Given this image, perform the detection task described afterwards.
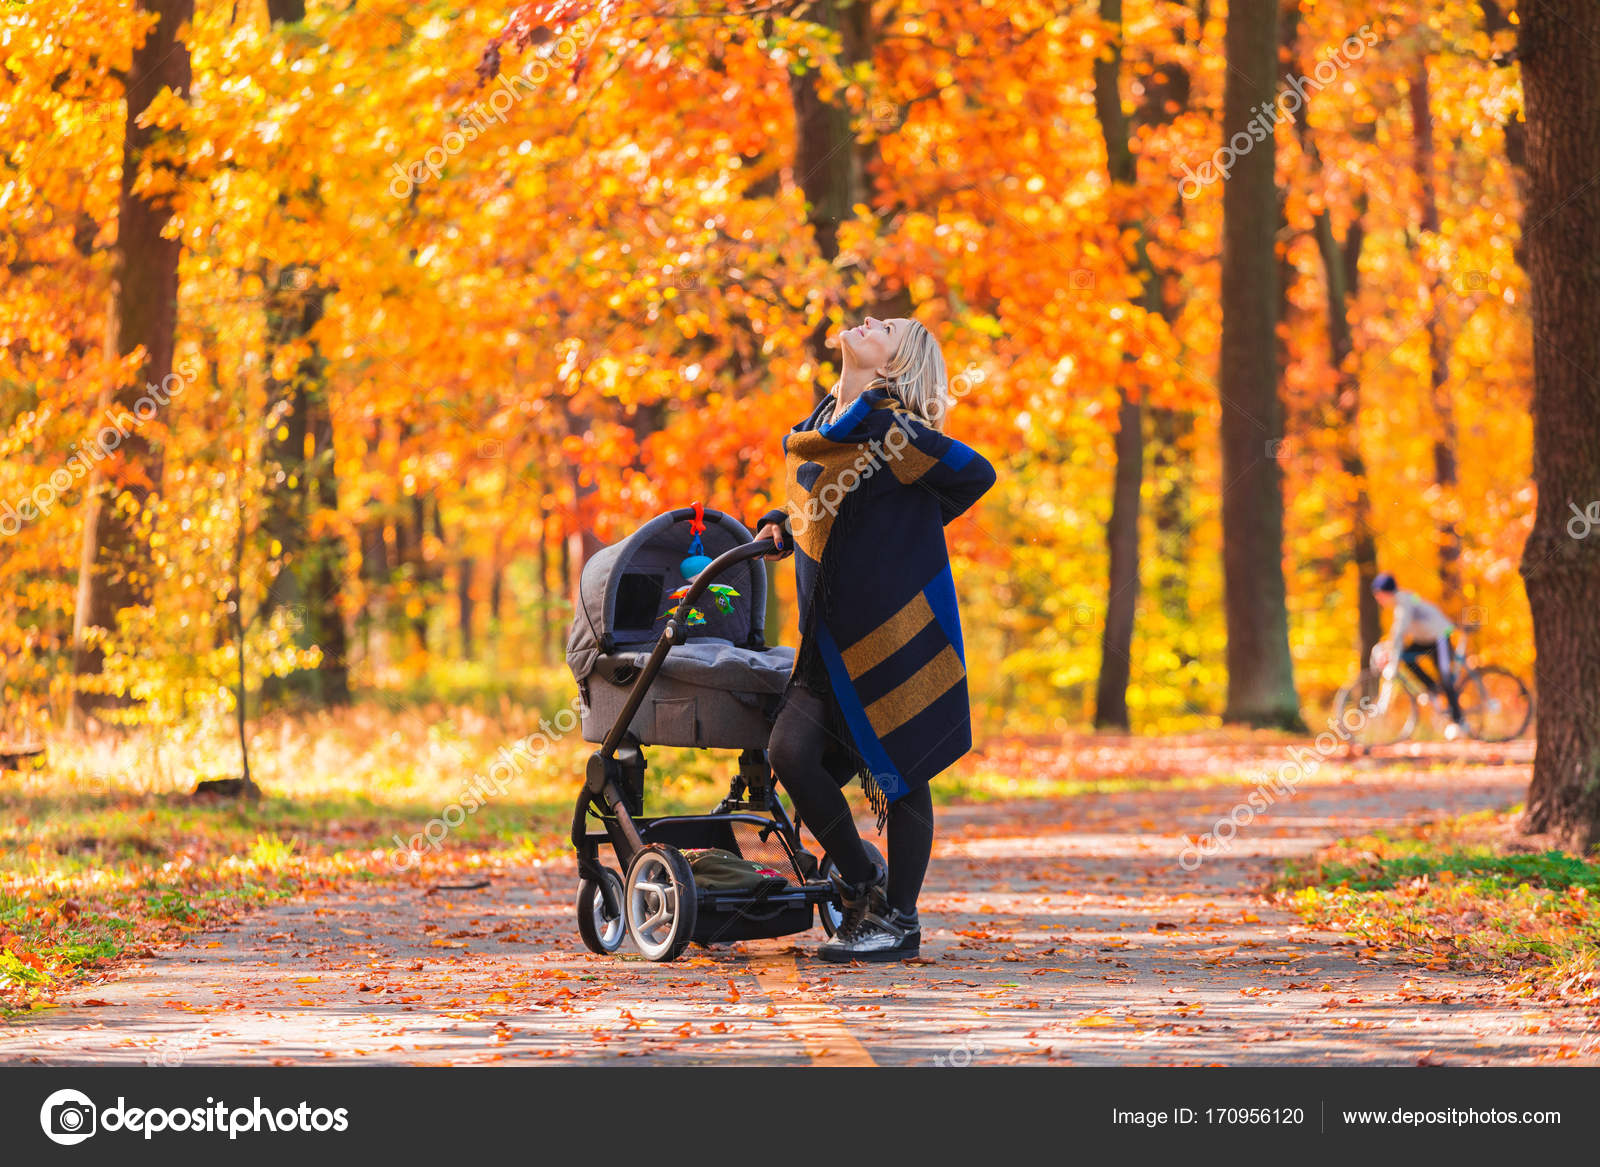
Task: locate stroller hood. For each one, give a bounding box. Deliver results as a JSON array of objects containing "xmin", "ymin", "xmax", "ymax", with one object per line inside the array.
[{"xmin": 566, "ymin": 507, "xmax": 772, "ymax": 685}]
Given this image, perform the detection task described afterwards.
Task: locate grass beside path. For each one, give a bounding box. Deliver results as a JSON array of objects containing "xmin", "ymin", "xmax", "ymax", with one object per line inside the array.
[{"xmin": 1275, "ymin": 808, "xmax": 1600, "ymax": 1013}]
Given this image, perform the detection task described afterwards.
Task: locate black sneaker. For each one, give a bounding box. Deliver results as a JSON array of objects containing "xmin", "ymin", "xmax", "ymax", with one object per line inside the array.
[{"xmin": 818, "ymin": 900, "xmax": 920, "ymax": 963}]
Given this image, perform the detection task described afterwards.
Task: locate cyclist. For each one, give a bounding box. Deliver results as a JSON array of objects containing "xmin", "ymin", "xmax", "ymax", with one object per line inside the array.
[{"xmin": 1371, "ymin": 572, "xmax": 1466, "ymax": 739}]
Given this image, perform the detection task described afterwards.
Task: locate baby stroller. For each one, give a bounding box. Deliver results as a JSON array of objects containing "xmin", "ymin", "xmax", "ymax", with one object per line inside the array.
[{"xmin": 565, "ymin": 506, "xmax": 853, "ymax": 962}]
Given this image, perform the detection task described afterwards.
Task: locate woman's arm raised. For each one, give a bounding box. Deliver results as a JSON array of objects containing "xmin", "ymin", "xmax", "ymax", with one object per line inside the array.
[{"xmin": 889, "ymin": 415, "xmax": 997, "ymax": 525}]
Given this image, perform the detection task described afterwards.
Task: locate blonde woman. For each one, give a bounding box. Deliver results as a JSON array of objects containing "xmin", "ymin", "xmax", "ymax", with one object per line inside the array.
[{"xmin": 756, "ymin": 316, "xmax": 995, "ymax": 961}]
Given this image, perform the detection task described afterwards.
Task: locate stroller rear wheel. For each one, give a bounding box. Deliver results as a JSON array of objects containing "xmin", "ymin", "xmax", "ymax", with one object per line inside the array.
[
  {"xmin": 624, "ymin": 844, "xmax": 699, "ymax": 962},
  {"xmin": 576, "ymin": 868, "xmax": 626, "ymax": 954}
]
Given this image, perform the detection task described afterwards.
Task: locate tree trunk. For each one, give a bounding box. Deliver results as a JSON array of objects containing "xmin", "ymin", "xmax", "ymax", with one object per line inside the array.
[
  {"xmin": 1095, "ymin": 391, "xmax": 1142, "ymax": 729},
  {"xmin": 1314, "ymin": 206, "xmax": 1382, "ymax": 661},
  {"xmin": 1089, "ymin": 0, "xmax": 1139, "ymax": 730},
  {"xmin": 457, "ymin": 555, "xmax": 475, "ymax": 661},
  {"xmin": 560, "ymin": 400, "xmax": 604, "ymax": 613},
  {"xmin": 1410, "ymin": 61, "xmax": 1463, "ymax": 610},
  {"xmin": 1144, "ymin": 2, "xmax": 1202, "ymax": 660},
  {"xmin": 765, "ymin": 553, "xmax": 783, "ymax": 649},
  {"xmin": 409, "ymin": 493, "xmax": 430, "ymax": 652},
  {"xmin": 1287, "ymin": 19, "xmax": 1382, "ymax": 665},
  {"xmin": 259, "ymin": 0, "xmax": 348, "ymax": 704},
  {"xmin": 489, "ymin": 527, "xmax": 506, "ymax": 627},
  {"xmin": 537, "ymin": 515, "xmax": 553, "ymax": 661},
  {"xmin": 1218, "ymin": 0, "xmax": 1302, "ymax": 728},
  {"xmin": 1481, "ymin": 2, "xmax": 1528, "ymax": 269},
  {"xmin": 71, "ymin": 0, "xmax": 193, "ymax": 727},
  {"xmin": 559, "ymin": 524, "xmax": 572, "ymax": 629},
  {"xmin": 1149, "ymin": 406, "xmax": 1193, "ymax": 630},
  {"xmin": 788, "ymin": 0, "xmax": 871, "ymax": 402},
  {"xmin": 357, "ymin": 507, "xmax": 389, "ymax": 670},
  {"xmin": 1516, "ymin": 0, "xmax": 1600, "ymax": 851},
  {"xmin": 1088, "ymin": 0, "xmax": 1194, "ymax": 729},
  {"xmin": 260, "ymin": 277, "xmax": 348, "ymax": 704}
]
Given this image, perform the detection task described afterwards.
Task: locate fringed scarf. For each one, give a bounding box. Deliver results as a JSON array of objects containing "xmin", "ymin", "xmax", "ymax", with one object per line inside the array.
[{"xmin": 765, "ymin": 386, "xmax": 997, "ymax": 826}]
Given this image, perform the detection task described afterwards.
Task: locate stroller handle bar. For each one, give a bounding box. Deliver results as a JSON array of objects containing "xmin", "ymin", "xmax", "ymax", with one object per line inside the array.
[{"xmin": 599, "ymin": 536, "xmax": 783, "ymax": 758}]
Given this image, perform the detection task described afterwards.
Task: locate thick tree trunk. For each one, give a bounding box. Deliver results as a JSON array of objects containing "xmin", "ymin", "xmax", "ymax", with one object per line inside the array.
[
  {"xmin": 1516, "ymin": 0, "xmax": 1600, "ymax": 851},
  {"xmin": 1218, "ymin": 0, "xmax": 1301, "ymax": 728},
  {"xmin": 1410, "ymin": 62, "xmax": 1464, "ymax": 610},
  {"xmin": 71, "ymin": 0, "xmax": 193, "ymax": 727}
]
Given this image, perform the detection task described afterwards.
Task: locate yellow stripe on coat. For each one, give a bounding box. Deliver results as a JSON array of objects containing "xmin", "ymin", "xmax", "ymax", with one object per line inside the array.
[
  {"xmin": 840, "ymin": 592, "xmax": 935, "ymax": 678},
  {"xmin": 863, "ymin": 645, "xmax": 966, "ymax": 738}
]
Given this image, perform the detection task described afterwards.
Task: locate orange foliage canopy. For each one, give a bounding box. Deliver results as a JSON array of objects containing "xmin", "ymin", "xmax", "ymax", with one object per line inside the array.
[{"xmin": 0, "ymin": 0, "xmax": 1532, "ymax": 734}]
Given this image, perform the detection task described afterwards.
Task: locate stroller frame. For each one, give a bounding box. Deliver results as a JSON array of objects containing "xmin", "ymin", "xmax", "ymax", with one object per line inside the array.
[{"xmin": 570, "ymin": 530, "xmax": 845, "ymax": 962}]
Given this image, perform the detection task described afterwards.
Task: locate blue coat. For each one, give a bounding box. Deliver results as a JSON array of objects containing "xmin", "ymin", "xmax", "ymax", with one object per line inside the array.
[{"xmin": 760, "ymin": 387, "xmax": 996, "ymax": 810}]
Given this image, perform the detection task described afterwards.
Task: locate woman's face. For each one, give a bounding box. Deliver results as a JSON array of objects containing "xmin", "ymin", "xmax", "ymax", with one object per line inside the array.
[{"xmin": 838, "ymin": 316, "xmax": 908, "ymax": 371}]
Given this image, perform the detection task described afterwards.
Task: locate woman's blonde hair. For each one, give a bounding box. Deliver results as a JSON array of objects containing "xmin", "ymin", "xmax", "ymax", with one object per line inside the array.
[{"xmin": 870, "ymin": 319, "xmax": 951, "ymax": 431}]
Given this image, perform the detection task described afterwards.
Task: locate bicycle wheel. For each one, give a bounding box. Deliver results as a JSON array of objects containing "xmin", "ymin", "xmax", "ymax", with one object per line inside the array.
[
  {"xmin": 1457, "ymin": 666, "xmax": 1533, "ymax": 743},
  {"xmin": 1333, "ymin": 669, "xmax": 1417, "ymax": 746}
]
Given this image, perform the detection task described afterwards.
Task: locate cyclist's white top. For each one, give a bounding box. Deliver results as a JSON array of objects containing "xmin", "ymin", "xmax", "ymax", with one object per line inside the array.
[{"xmin": 1385, "ymin": 590, "xmax": 1455, "ymax": 651}]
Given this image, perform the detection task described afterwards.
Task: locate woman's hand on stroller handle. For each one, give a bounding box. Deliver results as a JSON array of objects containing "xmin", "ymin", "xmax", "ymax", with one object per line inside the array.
[{"xmin": 755, "ymin": 522, "xmax": 790, "ymax": 560}]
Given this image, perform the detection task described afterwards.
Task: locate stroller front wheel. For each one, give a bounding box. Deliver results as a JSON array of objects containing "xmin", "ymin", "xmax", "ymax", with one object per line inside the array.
[
  {"xmin": 624, "ymin": 844, "xmax": 699, "ymax": 962},
  {"xmin": 576, "ymin": 868, "xmax": 627, "ymax": 954}
]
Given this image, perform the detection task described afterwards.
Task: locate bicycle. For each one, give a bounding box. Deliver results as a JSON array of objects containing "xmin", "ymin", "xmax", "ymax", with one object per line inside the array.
[{"xmin": 1332, "ymin": 625, "xmax": 1533, "ymax": 747}]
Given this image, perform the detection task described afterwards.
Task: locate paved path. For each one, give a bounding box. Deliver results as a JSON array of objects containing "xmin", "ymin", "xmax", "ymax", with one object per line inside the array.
[{"xmin": 5, "ymin": 744, "xmax": 1597, "ymax": 1066}]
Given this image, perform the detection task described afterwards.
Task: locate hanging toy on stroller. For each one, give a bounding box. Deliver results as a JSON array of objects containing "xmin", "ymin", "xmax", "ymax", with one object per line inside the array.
[{"xmin": 564, "ymin": 505, "xmax": 866, "ymax": 962}]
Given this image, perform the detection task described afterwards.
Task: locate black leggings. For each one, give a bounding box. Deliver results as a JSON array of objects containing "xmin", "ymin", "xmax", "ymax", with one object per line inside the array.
[
  {"xmin": 767, "ymin": 683, "xmax": 933, "ymax": 916},
  {"xmin": 1401, "ymin": 639, "xmax": 1463, "ymax": 722}
]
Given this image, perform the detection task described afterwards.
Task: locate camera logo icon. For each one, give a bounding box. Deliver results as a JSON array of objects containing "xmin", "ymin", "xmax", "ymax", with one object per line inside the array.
[{"xmin": 40, "ymin": 1089, "xmax": 97, "ymax": 1145}]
